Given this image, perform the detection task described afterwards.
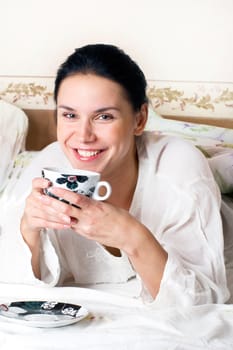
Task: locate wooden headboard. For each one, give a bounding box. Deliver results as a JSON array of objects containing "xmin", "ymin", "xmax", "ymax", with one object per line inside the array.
[
  {"xmin": 24, "ymin": 108, "xmax": 233, "ymax": 151},
  {"xmin": 24, "ymin": 109, "xmax": 57, "ymax": 151}
]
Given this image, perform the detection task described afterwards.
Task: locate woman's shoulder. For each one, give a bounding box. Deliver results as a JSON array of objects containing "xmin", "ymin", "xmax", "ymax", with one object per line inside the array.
[
  {"xmin": 140, "ymin": 131, "xmax": 203, "ymax": 160},
  {"xmin": 139, "ymin": 131, "xmax": 213, "ymax": 183}
]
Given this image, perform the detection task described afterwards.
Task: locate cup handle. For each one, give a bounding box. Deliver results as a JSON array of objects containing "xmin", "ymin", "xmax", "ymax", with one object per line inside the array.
[{"xmin": 92, "ymin": 181, "xmax": 112, "ymax": 201}]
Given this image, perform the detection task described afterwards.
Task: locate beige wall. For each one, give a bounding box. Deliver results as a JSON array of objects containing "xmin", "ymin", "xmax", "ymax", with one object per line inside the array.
[
  {"xmin": 0, "ymin": 0, "xmax": 232, "ymax": 117},
  {"xmin": 0, "ymin": 0, "xmax": 232, "ymax": 81}
]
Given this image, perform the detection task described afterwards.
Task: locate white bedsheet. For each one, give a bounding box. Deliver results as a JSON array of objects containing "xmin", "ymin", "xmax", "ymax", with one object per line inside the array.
[{"xmin": 0, "ymin": 281, "xmax": 233, "ymax": 350}]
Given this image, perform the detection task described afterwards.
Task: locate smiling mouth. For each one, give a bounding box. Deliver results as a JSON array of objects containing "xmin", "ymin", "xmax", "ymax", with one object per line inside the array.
[
  {"xmin": 77, "ymin": 149, "xmax": 102, "ymax": 157},
  {"xmin": 73, "ymin": 149, "xmax": 104, "ymax": 160}
]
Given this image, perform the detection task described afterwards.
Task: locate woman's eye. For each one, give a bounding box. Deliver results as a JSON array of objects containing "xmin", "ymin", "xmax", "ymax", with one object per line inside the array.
[
  {"xmin": 97, "ymin": 114, "xmax": 113, "ymax": 121},
  {"xmin": 63, "ymin": 112, "xmax": 76, "ymax": 119}
]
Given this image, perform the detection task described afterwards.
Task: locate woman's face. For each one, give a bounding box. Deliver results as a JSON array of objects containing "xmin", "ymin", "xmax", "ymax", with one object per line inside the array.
[{"xmin": 56, "ymin": 73, "xmax": 147, "ymax": 179}]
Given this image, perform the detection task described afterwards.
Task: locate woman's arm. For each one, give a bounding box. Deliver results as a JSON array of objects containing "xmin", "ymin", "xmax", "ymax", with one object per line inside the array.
[
  {"xmin": 20, "ymin": 216, "xmax": 41, "ymax": 278},
  {"xmin": 124, "ymin": 223, "xmax": 168, "ymax": 298},
  {"xmin": 43, "ymin": 186, "xmax": 168, "ymax": 297},
  {"xmin": 20, "ymin": 177, "xmax": 73, "ymax": 279},
  {"xmin": 45, "ymin": 175, "xmax": 229, "ymax": 305}
]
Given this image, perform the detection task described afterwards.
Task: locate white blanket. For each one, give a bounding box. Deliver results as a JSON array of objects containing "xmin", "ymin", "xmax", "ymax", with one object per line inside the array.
[{"xmin": 0, "ymin": 282, "xmax": 233, "ymax": 350}]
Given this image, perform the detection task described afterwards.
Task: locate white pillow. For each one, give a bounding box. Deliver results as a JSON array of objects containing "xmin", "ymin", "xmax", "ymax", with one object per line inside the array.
[
  {"xmin": 146, "ymin": 107, "xmax": 233, "ymax": 146},
  {"xmin": 0, "ymin": 100, "xmax": 28, "ymax": 194},
  {"xmin": 146, "ymin": 107, "xmax": 233, "ymax": 194}
]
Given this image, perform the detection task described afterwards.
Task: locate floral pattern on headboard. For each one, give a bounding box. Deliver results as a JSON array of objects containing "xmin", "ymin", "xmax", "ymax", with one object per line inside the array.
[
  {"xmin": 0, "ymin": 77, "xmax": 55, "ymax": 109},
  {"xmin": 0, "ymin": 76, "xmax": 232, "ymax": 119},
  {"xmin": 147, "ymin": 81, "xmax": 233, "ymax": 118}
]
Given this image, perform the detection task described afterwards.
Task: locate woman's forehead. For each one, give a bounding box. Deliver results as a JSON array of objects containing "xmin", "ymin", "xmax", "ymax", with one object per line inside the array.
[{"xmin": 57, "ymin": 74, "xmax": 131, "ymax": 107}]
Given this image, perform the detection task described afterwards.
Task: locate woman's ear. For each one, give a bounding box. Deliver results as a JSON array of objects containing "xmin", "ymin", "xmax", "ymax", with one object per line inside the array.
[{"xmin": 134, "ymin": 103, "xmax": 148, "ymax": 136}]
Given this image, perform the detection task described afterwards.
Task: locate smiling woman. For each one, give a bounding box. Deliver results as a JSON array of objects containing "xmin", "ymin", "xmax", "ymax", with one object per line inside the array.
[
  {"xmin": 56, "ymin": 73, "xmax": 147, "ymax": 177},
  {"xmin": 0, "ymin": 44, "xmax": 230, "ymax": 307}
]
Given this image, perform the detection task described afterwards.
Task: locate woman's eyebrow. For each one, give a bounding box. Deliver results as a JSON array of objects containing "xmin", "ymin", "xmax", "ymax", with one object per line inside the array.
[
  {"xmin": 57, "ymin": 105, "xmax": 76, "ymax": 111},
  {"xmin": 95, "ymin": 107, "xmax": 120, "ymax": 113},
  {"xmin": 57, "ymin": 105, "xmax": 121, "ymax": 112}
]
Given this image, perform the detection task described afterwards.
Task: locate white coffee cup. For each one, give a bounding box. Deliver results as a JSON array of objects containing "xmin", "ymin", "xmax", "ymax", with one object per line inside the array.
[{"xmin": 42, "ymin": 167, "xmax": 111, "ymax": 201}]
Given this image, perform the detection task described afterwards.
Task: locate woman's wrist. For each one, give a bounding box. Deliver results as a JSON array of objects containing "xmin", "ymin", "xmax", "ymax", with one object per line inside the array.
[
  {"xmin": 20, "ymin": 215, "xmax": 41, "ymax": 251},
  {"xmin": 20, "ymin": 215, "xmax": 42, "ymax": 279},
  {"xmin": 122, "ymin": 220, "xmax": 152, "ymax": 257}
]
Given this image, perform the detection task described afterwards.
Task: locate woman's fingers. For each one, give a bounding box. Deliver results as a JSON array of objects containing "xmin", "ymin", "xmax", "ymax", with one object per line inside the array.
[
  {"xmin": 26, "ymin": 180, "xmax": 115, "ymax": 237},
  {"xmin": 24, "ymin": 179, "xmax": 75, "ymax": 230},
  {"xmin": 30, "ymin": 183, "xmax": 133, "ymax": 252},
  {"xmin": 48, "ymin": 187, "xmax": 92, "ymax": 210},
  {"xmin": 32, "ymin": 177, "xmax": 51, "ymax": 193}
]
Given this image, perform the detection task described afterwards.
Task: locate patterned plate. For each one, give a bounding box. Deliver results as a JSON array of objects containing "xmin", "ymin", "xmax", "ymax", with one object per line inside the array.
[{"xmin": 0, "ymin": 300, "xmax": 89, "ymax": 328}]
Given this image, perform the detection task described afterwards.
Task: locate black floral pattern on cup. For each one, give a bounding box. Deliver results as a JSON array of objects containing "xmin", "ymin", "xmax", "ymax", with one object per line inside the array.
[{"xmin": 56, "ymin": 174, "xmax": 88, "ymax": 190}]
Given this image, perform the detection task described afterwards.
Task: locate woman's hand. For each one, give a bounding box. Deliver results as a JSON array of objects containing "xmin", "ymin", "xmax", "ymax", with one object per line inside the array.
[
  {"xmin": 21, "ymin": 177, "xmax": 136, "ymax": 253},
  {"xmin": 42, "ymin": 186, "xmax": 141, "ymax": 254},
  {"xmin": 21, "ymin": 177, "xmax": 75, "ymax": 235}
]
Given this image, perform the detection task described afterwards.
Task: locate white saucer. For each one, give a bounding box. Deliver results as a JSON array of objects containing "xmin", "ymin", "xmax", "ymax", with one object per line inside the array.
[{"xmin": 0, "ymin": 300, "xmax": 89, "ymax": 328}]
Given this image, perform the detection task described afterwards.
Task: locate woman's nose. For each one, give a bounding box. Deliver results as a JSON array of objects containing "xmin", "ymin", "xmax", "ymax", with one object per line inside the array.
[{"xmin": 77, "ymin": 120, "xmax": 96, "ymax": 142}]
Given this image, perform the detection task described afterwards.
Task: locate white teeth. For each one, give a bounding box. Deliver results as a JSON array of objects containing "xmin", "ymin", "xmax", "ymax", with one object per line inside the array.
[{"xmin": 77, "ymin": 150, "xmax": 100, "ymax": 157}]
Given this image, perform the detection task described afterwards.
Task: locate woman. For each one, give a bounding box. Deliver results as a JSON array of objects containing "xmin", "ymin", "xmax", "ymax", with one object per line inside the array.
[{"xmin": 1, "ymin": 44, "xmax": 229, "ymax": 306}]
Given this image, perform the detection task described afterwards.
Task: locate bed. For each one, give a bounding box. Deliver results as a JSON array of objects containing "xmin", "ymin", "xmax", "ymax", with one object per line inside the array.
[{"xmin": 1, "ymin": 97, "xmax": 233, "ymax": 349}]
